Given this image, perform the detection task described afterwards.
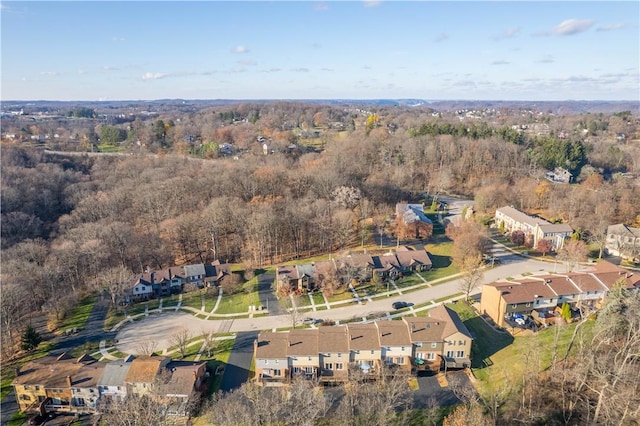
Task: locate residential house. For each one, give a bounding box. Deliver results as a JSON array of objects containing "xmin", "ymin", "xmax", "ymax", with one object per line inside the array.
[
  {"xmin": 276, "ymin": 264, "xmax": 316, "ymax": 294},
  {"xmin": 12, "ymin": 353, "xmax": 105, "ymax": 416},
  {"xmin": 562, "ymin": 272, "xmax": 609, "ymax": 309},
  {"xmin": 162, "ymin": 361, "xmax": 207, "ymax": 417},
  {"xmin": 395, "ymin": 203, "xmax": 433, "ymax": 239},
  {"xmin": 347, "ymin": 323, "xmax": 382, "ymax": 377},
  {"xmin": 495, "ymin": 206, "xmax": 572, "ymax": 250},
  {"xmin": 480, "ymin": 260, "xmax": 640, "ymax": 327},
  {"xmin": 430, "ymin": 305, "xmax": 473, "ymax": 370},
  {"xmin": 545, "ymin": 167, "xmax": 573, "ymax": 184},
  {"xmin": 394, "ymin": 246, "xmax": 432, "ymax": 273},
  {"xmin": 318, "ymin": 326, "xmax": 349, "ymax": 383},
  {"xmin": 480, "ymin": 278, "xmax": 558, "ymax": 327},
  {"xmin": 182, "ymin": 263, "xmax": 206, "ymax": 288},
  {"xmin": 371, "ymin": 253, "xmax": 402, "ymax": 280},
  {"xmin": 377, "ymin": 320, "xmax": 412, "ymax": 372},
  {"xmin": 97, "ymin": 355, "xmax": 135, "ymax": 402},
  {"xmin": 203, "ymin": 260, "xmax": 231, "ymax": 287},
  {"xmin": 124, "ymin": 355, "xmax": 170, "ymax": 397},
  {"xmin": 403, "ymin": 305, "xmax": 472, "ymax": 371},
  {"xmin": 254, "ymin": 332, "xmax": 289, "ymax": 386},
  {"xmin": 287, "ymin": 329, "xmax": 319, "ymax": 380},
  {"xmin": 606, "ymin": 224, "xmax": 640, "ymax": 261}
]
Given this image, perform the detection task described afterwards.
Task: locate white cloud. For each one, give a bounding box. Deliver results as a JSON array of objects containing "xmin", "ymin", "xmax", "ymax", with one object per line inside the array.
[
  {"xmin": 535, "ymin": 55, "xmax": 555, "ymax": 64},
  {"xmin": 291, "ymin": 68, "xmax": 310, "ymax": 73},
  {"xmin": 232, "ymin": 45, "xmax": 249, "ymax": 54},
  {"xmin": 596, "ymin": 23, "xmax": 626, "ymax": 32},
  {"xmin": 553, "ymin": 19, "xmax": 594, "ymax": 35},
  {"xmin": 434, "ymin": 33, "xmax": 448, "ymax": 42},
  {"xmin": 491, "ymin": 60, "xmax": 510, "ymax": 65},
  {"xmin": 495, "ymin": 27, "xmax": 520, "ymax": 40},
  {"xmin": 39, "ymin": 71, "xmax": 59, "ymax": 76},
  {"xmin": 142, "ymin": 72, "xmax": 167, "ymax": 80},
  {"xmin": 362, "ymin": 1, "xmax": 382, "ymax": 8}
]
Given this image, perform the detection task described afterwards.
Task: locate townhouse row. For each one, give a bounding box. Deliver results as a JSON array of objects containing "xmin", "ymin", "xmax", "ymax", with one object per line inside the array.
[
  {"xmin": 480, "ymin": 260, "xmax": 640, "ymax": 327},
  {"xmin": 254, "ymin": 304, "xmax": 472, "ymax": 386},
  {"xmin": 13, "ymin": 353, "xmax": 205, "ymax": 418},
  {"xmin": 276, "ymin": 245, "xmax": 432, "ymax": 294},
  {"xmin": 494, "ymin": 205, "xmax": 573, "ymax": 250},
  {"xmin": 128, "ymin": 260, "xmax": 230, "ymax": 302}
]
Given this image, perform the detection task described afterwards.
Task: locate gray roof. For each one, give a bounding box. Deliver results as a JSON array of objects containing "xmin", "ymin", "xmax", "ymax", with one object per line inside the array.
[
  {"xmin": 183, "ymin": 263, "xmax": 206, "ymax": 278},
  {"xmin": 496, "ymin": 206, "xmax": 549, "ymax": 227},
  {"xmin": 607, "ymin": 224, "xmax": 640, "ymax": 238},
  {"xmin": 98, "ymin": 358, "xmax": 134, "ymax": 387},
  {"xmin": 397, "ymin": 203, "xmax": 433, "ymax": 226},
  {"xmin": 538, "ymin": 224, "xmax": 573, "ymax": 233}
]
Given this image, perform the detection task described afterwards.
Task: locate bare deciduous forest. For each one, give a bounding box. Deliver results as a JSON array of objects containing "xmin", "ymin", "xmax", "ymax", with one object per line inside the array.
[{"xmin": 1, "ymin": 101, "xmax": 639, "ymax": 424}]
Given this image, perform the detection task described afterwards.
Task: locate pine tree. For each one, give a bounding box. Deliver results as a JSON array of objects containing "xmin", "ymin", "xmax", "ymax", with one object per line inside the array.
[{"xmin": 21, "ymin": 324, "xmax": 42, "ymax": 352}]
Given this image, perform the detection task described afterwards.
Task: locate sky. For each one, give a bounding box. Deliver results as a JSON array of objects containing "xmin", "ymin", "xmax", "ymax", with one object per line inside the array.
[{"xmin": 1, "ymin": 1, "xmax": 638, "ymax": 101}]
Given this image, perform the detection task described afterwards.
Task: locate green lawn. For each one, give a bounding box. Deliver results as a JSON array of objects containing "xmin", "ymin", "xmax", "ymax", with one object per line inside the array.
[
  {"xmin": 326, "ymin": 290, "xmax": 356, "ymax": 304},
  {"xmin": 215, "ymin": 291, "xmax": 261, "ymax": 314},
  {"xmin": 312, "ymin": 292, "xmax": 326, "ymax": 307},
  {"xmin": 180, "ymin": 291, "xmax": 206, "ymax": 310},
  {"xmin": 447, "ymin": 301, "xmax": 595, "ymax": 398},
  {"xmin": 56, "ymin": 296, "xmax": 97, "ymax": 333}
]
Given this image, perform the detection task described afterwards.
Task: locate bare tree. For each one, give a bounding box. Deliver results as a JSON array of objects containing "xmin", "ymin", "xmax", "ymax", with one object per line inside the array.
[
  {"xmin": 557, "ymin": 239, "xmax": 589, "ymax": 271},
  {"xmin": 458, "ymin": 253, "xmax": 484, "ymax": 302},
  {"xmin": 170, "ymin": 327, "xmax": 191, "ymax": 359},
  {"xmin": 137, "ymin": 340, "xmax": 158, "ymax": 356}
]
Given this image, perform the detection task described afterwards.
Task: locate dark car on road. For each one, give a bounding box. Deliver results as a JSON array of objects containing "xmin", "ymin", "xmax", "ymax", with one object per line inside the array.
[{"xmin": 392, "ymin": 301, "xmax": 410, "ymax": 310}]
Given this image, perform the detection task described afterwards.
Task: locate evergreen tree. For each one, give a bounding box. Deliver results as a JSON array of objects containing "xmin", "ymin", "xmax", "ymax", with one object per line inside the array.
[{"xmin": 21, "ymin": 324, "xmax": 42, "ymax": 351}]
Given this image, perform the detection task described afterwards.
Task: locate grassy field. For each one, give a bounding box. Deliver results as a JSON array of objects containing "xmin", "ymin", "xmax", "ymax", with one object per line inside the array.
[
  {"xmin": 447, "ymin": 301, "xmax": 596, "ymax": 398},
  {"xmin": 215, "ymin": 291, "xmax": 261, "ymax": 314},
  {"xmin": 55, "ymin": 296, "xmax": 97, "ymax": 333}
]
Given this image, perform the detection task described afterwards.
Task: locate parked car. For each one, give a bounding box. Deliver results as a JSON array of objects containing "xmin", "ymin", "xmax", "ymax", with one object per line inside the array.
[
  {"xmin": 392, "ymin": 301, "xmax": 410, "ymax": 310},
  {"xmin": 28, "ymin": 414, "xmax": 47, "ymax": 425},
  {"xmin": 302, "ymin": 317, "xmax": 322, "ymax": 325}
]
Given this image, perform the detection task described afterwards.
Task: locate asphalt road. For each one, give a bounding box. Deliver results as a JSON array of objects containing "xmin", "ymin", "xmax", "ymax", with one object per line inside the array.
[{"xmin": 219, "ymin": 331, "xmax": 259, "ymax": 392}]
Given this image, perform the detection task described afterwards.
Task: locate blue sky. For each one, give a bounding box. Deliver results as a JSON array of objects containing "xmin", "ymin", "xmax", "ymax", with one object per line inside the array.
[{"xmin": 1, "ymin": 1, "xmax": 638, "ymax": 101}]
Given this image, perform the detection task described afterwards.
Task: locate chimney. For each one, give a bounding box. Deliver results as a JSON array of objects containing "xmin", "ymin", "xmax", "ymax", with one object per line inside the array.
[
  {"xmin": 66, "ymin": 375, "xmax": 72, "ymax": 387},
  {"xmin": 14, "ymin": 367, "xmax": 20, "ymax": 377}
]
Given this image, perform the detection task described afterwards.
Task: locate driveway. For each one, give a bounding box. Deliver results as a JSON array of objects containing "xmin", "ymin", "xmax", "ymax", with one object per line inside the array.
[
  {"xmin": 51, "ymin": 292, "xmax": 117, "ymax": 356},
  {"xmin": 257, "ymin": 273, "xmax": 282, "ymax": 315},
  {"xmin": 219, "ymin": 331, "xmax": 259, "ymax": 392},
  {"xmin": 413, "ymin": 370, "xmax": 473, "ymax": 408}
]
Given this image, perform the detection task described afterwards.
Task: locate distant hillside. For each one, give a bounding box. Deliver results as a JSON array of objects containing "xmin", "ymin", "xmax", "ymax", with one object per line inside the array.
[{"xmin": 2, "ymin": 99, "xmax": 638, "ymax": 115}]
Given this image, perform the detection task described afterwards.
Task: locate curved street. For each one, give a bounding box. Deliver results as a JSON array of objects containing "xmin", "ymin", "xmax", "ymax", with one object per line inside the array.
[{"xmin": 114, "ymin": 252, "xmax": 562, "ymax": 355}]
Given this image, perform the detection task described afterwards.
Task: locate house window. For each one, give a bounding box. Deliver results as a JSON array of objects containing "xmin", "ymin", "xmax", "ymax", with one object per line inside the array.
[
  {"xmin": 370, "ymin": 350, "xmax": 375, "ymax": 354},
  {"xmin": 415, "ymin": 342, "xmax": 423, "ymax": 348},
  {"xmin": 446, "ymin": 351, "xmax": 454, "ymax": 357},
  {"xmin": 396, "ymin": 357, "xmax": 405, "ymax": 365},
  {"xmin": 526, "ymin": 303, "xmax": 531, "ymax": 307},
  {"xmin": 416, "ymin": 352, "xmax": 424, "ymax": 360},
  {"xmin": 273, "ymin": 369, "xmax": 281, "ymax": 376},
  {"xmin": 448, "ymin": 341, "xmax": 454, "ymax": 346},
  {"xmin": 264, "ymin": 360, "xmax": 269, "ymax": 365},
  {"xmin": 308, "ymin": 356, "xmax": 312, "ymax": 361},
  {"xmin": 512, "ymin": 304, "xmax": 517, "ymax": 308},
  {"xmin": 385, "ymin": 358, "xmax": 393, "ymax": 365},
  {"xmin": 431, "ymin": 342, "xmax": 437, "ymax": 348},
  {"xmin": 401, "ymin": 347, "xmax": 405, "ymax": 352},
  {"xmin": 325, "ymin": 363, "xmax": 333, "ymax": 370},
  {"xmin": 275, "ymin": 359, "xmax": 279, "ymax": 364},
  {"xmin": 19, "ymin": 394, "xmax": 31, "ymax": 401},
  {"xmin": 458, "ymin": 341, "xmax": 464, "ymax": 346},
  {"xmin": 337, "ymin": 353, "xmax": 342, "ymax": 358},
  {"xmin": 34, "ymin": 385, "xmax": 40, "ymax": 391},
  {"xmin": 24, "ymin": 385, "xmax": 29, "ymax": 390},
  {"xmin": 427, "ymin": 353, "xmax": 435, "ymax": 361},
  {"xmin": 336, "ymin": 363, "xmax": 344, "ymax": 370},
  {"xmin": 457, "ymin": 351, "xmax": 465, "ymax": 357},
  {"xmin": 305, "ymin": 367, "xmax": 313, "ymax": 375}
]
